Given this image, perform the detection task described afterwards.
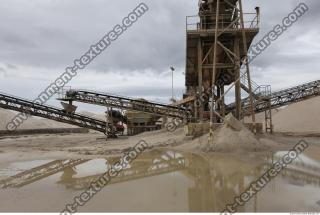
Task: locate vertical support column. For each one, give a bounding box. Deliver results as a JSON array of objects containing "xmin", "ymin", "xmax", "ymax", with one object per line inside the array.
[
  {"xmin": 255, "ymin": 7, "xmax": 260, "ymax": 27},
  {"xmin": 197, "ymin": 38, "xmax": 204, "ymax": 122},
  {"xmin": 265, "ymin": 99, "xmax": 273, "ymax": 134},
  {"xmin": 110, "ymin": 107, "xmax": 114, "ymax": 136},
  {"xmin": 217, "ymin": 86, "xmax": 226, "ymax": 123},
  {"xmin": 106, "ymin": 107, "xmax": 115, "ymax": 138},
  {"xmin": 194, "ymin": 101, "xmax": 198, "ymax": 122},
  {"xmin": 217, "ymin": 86, "xmax": 221, "ymax": 123},
  {"xmin": 234, "ymin": 38, "xmax": 242, "ymax": 120},
  {"xmin": 105, "ymin": 109, "xmax": 109, "ymax": 140},
  {"xmin": 209, "ymin": 0, "xmax": 220, "ymax": 143},
  {"xmin": 220, "ymin": 85, "xmax": 225, "ymax": 118},
  {"xmin": 162, "ymin": 116, "xmax": 168, "ymax": 129},
  {"xmin": 239, "ymin": 0, "xmax": 256, "ymax": 133}
]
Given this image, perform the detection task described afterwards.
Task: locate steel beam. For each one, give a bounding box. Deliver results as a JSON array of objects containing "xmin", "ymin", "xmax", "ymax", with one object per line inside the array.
[
  {"xmin": 0, "ymin": 93, "xmax": 109, "ymax": 134},
  {"xmin": 60, "ymin": 90, "xmax": 191, "ymax": 120}
]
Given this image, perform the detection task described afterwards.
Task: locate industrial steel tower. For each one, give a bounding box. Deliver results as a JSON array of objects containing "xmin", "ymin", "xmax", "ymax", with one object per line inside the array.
[{"xmin": 185, "ymin": 0, "xmax": 261, "ymax": 128}]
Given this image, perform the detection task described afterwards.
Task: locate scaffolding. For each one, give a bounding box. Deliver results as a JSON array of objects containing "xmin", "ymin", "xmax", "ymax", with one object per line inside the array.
[{"xmin": 185, "ymin": 0, "xmax": 260, "ymax": 140}]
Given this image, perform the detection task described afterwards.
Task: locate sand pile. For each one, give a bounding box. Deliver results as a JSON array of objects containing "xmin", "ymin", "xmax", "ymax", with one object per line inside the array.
[
  {"xmin": 244, "ymin": 97, "xmax": 320, "ymax": 133},
  {"xmin": 272, "ymin": 97, "xmax": 320, "ymax": 133},
  {"xmin": 201, "ymin": 114, "xmax": 265, "ymax": 152},
  {"xmin": 0, "ymin": 108, "xmax": 75, "ymax": 130},
  {"xmin": 79, "ymin": 111, "xmax": 105, "ymax": 121}
]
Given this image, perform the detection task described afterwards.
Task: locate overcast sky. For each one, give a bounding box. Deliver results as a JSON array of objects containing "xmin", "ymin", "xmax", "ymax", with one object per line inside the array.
[{"xmin": 0, "ymin": 0, "xmax": 319, "ymax": 113}]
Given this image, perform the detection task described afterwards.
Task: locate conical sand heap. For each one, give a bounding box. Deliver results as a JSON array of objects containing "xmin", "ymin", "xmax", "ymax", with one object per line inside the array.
[{"xmin": 202, "ymin": 114, "xmax": 268, "ymax": 152}]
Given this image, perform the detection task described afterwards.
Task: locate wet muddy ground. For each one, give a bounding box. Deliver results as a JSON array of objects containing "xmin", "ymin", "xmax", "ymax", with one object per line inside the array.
[{"xmin": 0, "ymin": 137, "xmax": 320, "ymax": 212}]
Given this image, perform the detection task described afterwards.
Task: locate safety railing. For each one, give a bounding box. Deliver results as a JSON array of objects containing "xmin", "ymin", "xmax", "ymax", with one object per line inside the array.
[
  {"xmin": 186, "ymin": 12, "xmax": 259, "ymax": 31},
  {"xmin": 240, "ymin": 70, "xmax": 272, "ymax": 98}
]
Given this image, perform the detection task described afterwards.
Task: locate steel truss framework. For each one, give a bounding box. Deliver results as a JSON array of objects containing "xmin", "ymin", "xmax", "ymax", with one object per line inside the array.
[
  {"xmin": 59, "ymin": 90, "xmax": 191, "ymax": 119},
  {"xmin": 0, "ymin": 93, "xmax": 109, "ymax": 134},
  {"xmin": 67, "ymin": 156, "xmax": 186, "ymax": 189},
  {"xmin": 0, "ymin": 151, "xmax": 187, "ymax": 189},
  {"xmin": 0, "ymin": 159, "xmax": 87, "ymax": 188},
  {"xmin": 230, "ymin": 80, "xmax": 320, "ymax": 115},
  {"xmin": 185, "ymin": 0, "xmax": 260, "ymax": 139},
  {"xmin": 2, "ymin": 150, "xmax": 320, "ymax": 191}
]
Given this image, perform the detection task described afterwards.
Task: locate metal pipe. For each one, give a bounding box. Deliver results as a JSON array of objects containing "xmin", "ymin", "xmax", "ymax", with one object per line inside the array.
[{"xmin": 209, "ymin": 0, "xmax": 221, "ymax": 145}]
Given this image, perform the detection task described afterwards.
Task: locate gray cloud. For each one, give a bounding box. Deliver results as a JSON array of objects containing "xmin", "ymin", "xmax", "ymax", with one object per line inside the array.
[{"xmin": 0, "ymin": 0, "xmax": 319, "ymax": 105}]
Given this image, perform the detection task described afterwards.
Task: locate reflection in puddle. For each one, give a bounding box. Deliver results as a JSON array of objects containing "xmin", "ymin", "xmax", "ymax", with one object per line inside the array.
[
  {"xmin": 0, "ymin": 149, "xmax": 320, "ymax": 212},
  {"xmin": 0, "ymin": 160, "xmax": 55, "ymax": 178}
]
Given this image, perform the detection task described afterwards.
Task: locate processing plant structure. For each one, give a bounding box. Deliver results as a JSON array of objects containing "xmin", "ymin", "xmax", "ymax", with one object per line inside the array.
[{"xmin": 0, "ymin": 0, "xmax": 319, "ymax": 137}]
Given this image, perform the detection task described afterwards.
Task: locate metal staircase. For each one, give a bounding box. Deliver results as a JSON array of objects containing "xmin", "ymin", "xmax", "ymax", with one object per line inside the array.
[{"xmin": 239, "ymin": 70, "xmax": 272, "ymax": 100}]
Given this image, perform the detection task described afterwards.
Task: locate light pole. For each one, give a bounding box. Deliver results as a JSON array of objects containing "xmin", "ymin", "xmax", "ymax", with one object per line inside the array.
[{"xmin": 170, "ymin": 66, "xmax": 175, "ymax": 102}]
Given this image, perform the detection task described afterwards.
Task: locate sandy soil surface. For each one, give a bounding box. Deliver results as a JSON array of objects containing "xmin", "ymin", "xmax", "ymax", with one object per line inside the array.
[
  {"xmin": 0, "ymin": 126, "xmax": 319, "ymax": 166},
  {"xmin": 0, "ymin": 108, "xmax": 107, "ymax": 131},
  {"xmin": 0, "ymin": 96, "xmax": 320, "ymax": 165},
  {"xmin": 245, "ymin": 97, "xmax": 320, "ymax": 134},
  {"xmin": 272, "ymin": 97, "xmax": 320, "ymax": 133},
  {"xmin": 0, "ymin": 108, "xmax": 76, "ymax": 130},
  {"xmin": 1, "ymin": 112, "xmax": 320, "ymax": 212},
  {"xmin": 0, "ymin": 136, "xmax": 319, "ymax": 213}
]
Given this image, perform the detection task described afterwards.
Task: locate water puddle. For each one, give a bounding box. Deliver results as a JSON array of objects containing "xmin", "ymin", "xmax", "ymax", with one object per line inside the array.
[{"xmin": 0, "ymin": 149, "xmax": 319, "ymax": 212}]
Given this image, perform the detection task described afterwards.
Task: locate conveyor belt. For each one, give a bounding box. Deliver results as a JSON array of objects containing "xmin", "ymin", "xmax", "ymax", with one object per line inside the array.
[
  {"xmin": 59, "ymin": 89, "xmax": 191, "ymax": 119},
  {"xmin": 0, "ymin": 151, "xmax": 187, "ymax": 189},
  {"xmin": 227, "ymin": 80, "xmax": 320, "ymax": 115},
  {"xmin": 0, "ymin": 159, "xmax": 88, "ymax": 189},
  {"xmin": 0, "ymin": 92, "xmax": 109, "ymax": 134}
]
